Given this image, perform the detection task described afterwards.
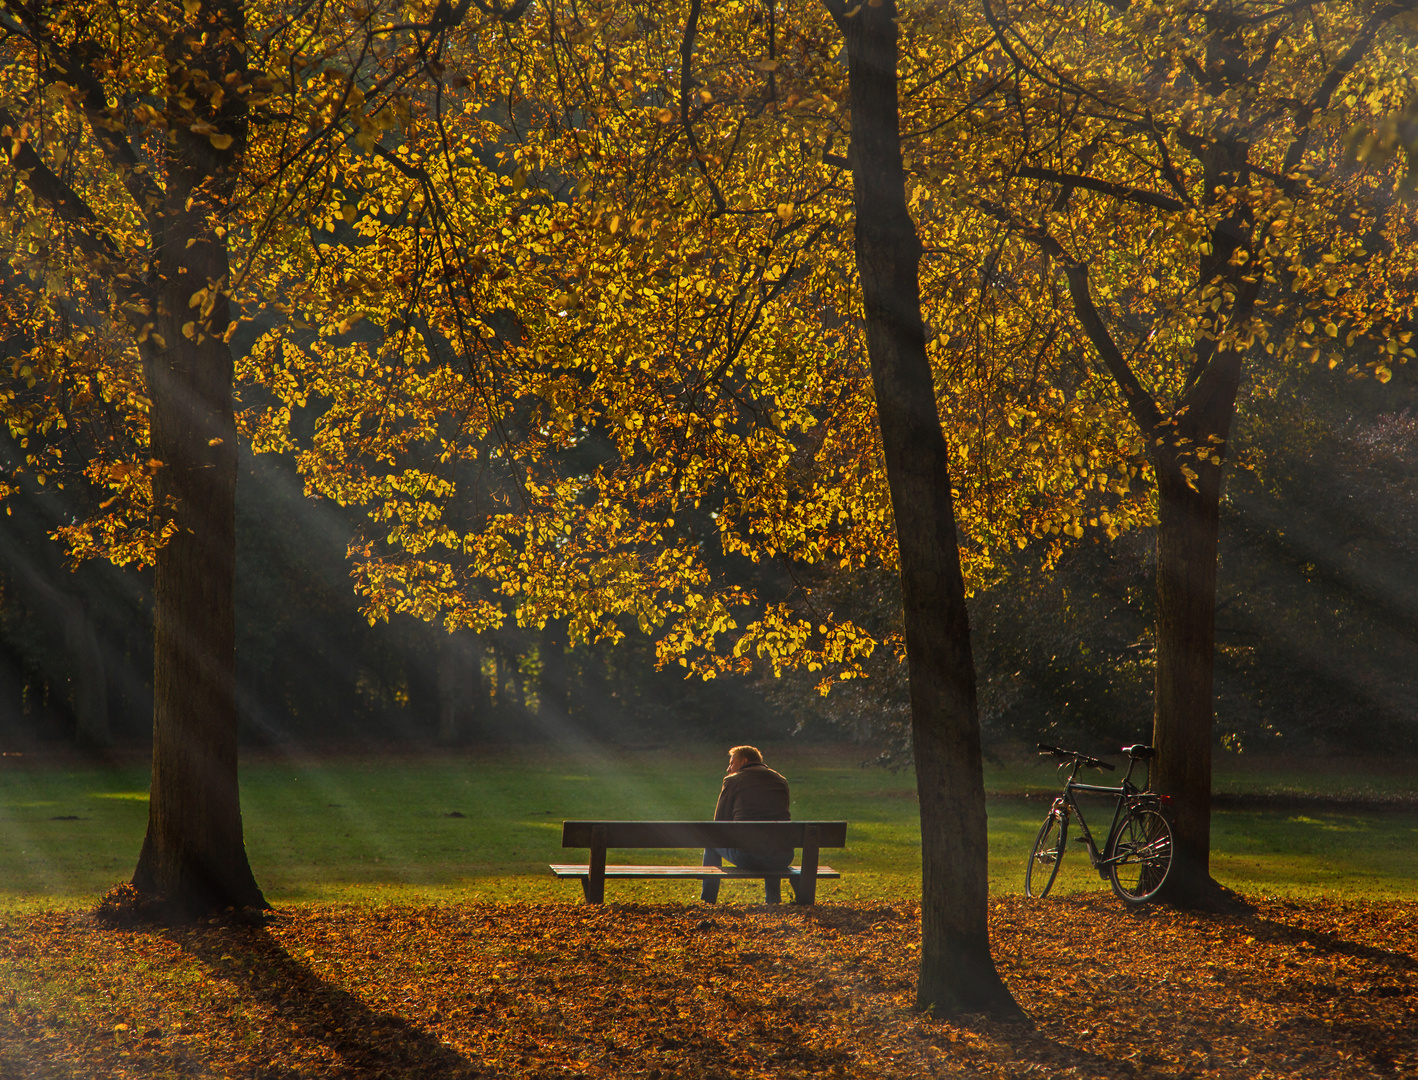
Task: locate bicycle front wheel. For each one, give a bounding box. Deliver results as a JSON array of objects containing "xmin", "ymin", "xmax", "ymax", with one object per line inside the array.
[
  {"xmin": 1025, "ymin": 812, "xmax": 1067, "ymax": 898},
  {"xmin": 1107, "ymin": 808, "xmax": 1172, "ymax": 904}
]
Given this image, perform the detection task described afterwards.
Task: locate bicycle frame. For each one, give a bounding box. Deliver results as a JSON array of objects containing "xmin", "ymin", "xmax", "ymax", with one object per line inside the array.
[
  {"xmin": 1048, "ymin": 754, "xmax": 1159, "ymax": 874},
  {"xmin": 1026, "ymin": 742, "xmax": 1175, "ymax": 904}
]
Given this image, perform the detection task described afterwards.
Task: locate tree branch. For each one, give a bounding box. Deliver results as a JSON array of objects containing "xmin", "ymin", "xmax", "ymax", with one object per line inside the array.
[
  {"xmin": 466, "ymin": 0, "xmax": 530, "ymax": 23},
  {"xmin": 0, "ymin": 105, "xmax": 152, "ymax": 313},
  {"xmin": 1283, "ymin": 1, "xmax": 1414, "ymax": 183},
  {"xmin": 976, "ymin": 195, "xmax": 1166, "ymax": 436},
  {"xmin": 1018, "ymin": 165, "xmax": 1185, "ymax": 212},
  {"xmin": 681, "ymin": 0, "xmax": 727, "ymax": 216},
  {"xmin": 12, "ymin": 21, "xmax": 167, "ymax": 220},
  {"xmin": 1059, "ymin": 261, "xmax": 1167, "ymax": 436}
]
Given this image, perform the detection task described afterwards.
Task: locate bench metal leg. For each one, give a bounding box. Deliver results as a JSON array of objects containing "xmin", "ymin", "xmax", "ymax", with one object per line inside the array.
[
  {"xmin": 795, "ymin": 826, "xmax": 820, "ymax": 905},
  {"xmin": 586, "ymin": 827, "xmax": 607, "ymax": 904}
]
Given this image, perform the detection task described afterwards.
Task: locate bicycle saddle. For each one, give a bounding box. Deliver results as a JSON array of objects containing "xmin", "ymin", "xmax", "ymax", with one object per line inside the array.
[{"xmin": 1122, "ymin": 744, "xmax": 1155, "ymax": 760}]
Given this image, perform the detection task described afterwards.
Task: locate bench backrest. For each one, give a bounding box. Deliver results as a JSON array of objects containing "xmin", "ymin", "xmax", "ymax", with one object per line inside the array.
[{"xmin": 561, "ymin": 821, "xmax": 847, "ymax": 849}]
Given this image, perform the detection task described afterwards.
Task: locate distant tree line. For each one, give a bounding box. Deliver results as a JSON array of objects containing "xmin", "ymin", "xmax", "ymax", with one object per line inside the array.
[{"xmin": 0, "ymin": 443, "xmax": 793, "ymax": 750}]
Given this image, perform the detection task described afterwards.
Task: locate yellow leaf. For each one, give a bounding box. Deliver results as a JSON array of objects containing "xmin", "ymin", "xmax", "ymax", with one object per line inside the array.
[{"xmin": 209, "ymin": 133, "xmax": 234, "ymax": 150}]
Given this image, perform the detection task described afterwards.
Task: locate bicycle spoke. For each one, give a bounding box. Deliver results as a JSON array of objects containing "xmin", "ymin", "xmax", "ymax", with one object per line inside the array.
[
  {"xmin": 1025, "ymin": 812, "xmax": 1067, "ymax": 898},
  {"xmin": 1107, "ymin": 808, "xmax": 1172, "ymax": 904}
]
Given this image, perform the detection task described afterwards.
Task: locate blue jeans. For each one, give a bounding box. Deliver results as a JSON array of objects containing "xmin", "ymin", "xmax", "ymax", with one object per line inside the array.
[{"xmin": 701, "ymin": 847, "xmax": 796, "ymax": 904}]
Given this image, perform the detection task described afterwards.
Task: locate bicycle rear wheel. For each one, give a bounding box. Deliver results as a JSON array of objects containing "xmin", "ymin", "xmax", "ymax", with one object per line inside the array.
[
  {"xmin": 1107, "ymin": 808, "xmax": 1172, "ymax": 904},
  {"xmin": 1025, "ymin": 812, "xmax": 1067, "ymax": 898}
]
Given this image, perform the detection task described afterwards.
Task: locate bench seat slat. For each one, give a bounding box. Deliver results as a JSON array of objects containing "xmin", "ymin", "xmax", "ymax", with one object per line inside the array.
[
  {"xmin": 550, "ymin": 863, "xmax": 840, "ymax": 880},
  {"xmin": 561, "ymin": 820, "xmax": 846, "ymax": 848}
]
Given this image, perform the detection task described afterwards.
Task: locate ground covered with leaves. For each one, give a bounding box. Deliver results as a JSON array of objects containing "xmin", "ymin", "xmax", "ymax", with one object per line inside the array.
[{"xmin": 1, "ymin": 894, "xmax": 1414, "ymax": 1078}]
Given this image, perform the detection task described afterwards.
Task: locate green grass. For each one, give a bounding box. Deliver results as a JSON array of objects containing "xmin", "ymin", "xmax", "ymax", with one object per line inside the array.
[
  {"xmin": 1, "ymin": 743, "xmax": 1415, "ymax": 911},
  {"xmin": 984, "ymin": 746, "xmax": 1418, "ymax": 801}
]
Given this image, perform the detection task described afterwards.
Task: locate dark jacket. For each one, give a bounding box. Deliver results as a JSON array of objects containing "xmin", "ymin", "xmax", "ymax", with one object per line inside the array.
[{"xmin": 713, "ymin": 763, "xmax": 791, "ymax": 822}]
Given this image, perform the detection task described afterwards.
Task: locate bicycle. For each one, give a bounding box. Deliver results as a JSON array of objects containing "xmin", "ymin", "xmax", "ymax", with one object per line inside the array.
[{"xmin": 1024, "ymin": 743, "xmax": 1174, "ymax": 904}]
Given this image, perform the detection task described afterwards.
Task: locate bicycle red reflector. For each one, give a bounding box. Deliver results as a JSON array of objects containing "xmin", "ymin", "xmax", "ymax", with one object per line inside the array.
[{"xmin": 1158, "ymin": 795, "xmax": 1173, "ymax": 806}]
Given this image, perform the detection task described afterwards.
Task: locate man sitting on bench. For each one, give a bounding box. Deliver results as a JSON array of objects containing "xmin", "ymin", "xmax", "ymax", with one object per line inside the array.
[{"xmin": 701, "ymin": 745, "xmax": 798, "ymax": 904}]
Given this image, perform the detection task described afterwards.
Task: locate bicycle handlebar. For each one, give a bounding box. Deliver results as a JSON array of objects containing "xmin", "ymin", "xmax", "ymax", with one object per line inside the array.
[{"xmin": 1036, "ymin": 743, "xmax": 1116, "ymax": 771}]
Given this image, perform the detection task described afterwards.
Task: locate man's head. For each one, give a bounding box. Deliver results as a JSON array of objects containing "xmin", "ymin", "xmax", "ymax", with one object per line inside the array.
[{"xmin": 726, "ymin": 745, "xmax": 763, "ymax": 774}]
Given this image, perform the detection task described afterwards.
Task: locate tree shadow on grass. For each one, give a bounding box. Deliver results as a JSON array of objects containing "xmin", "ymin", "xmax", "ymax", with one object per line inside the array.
[{"xmin": 167, "ymin": 921, "xmax": 484, "ymax": 1079}]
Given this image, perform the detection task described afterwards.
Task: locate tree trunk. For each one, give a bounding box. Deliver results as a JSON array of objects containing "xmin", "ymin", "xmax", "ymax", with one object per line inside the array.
[
  {"xmin": 1147, "ymin": 129, "xmax": 1251, "ymax": 908},
  {"xmin": 131, "ymin": 0, "xmax": 265, "ymax": 916},
  {"xmin": 1148, "ymin": 346, "xmax": 1243, "ymax": 910},
  {"xmin": 833, "ymin": 0, "xmax": 1018, "ymax": 1017},
  {"xmin": 1151, "ymin": 462, "xmax": 1222, "ymax": 905}
]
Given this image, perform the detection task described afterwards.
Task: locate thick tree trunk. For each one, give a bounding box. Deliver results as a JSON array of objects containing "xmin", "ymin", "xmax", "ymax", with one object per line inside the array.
[
  {"xmin": 834, "ymin": 0, "xmax": 1018, "ymax": 1017},
  {"xmin": 1151, "ymin": 462, "xmax": 1222, "ymax": 904},
  {"xmin": 1147, "ymin": 128, "xmax": 1250, "ymax": 906},
  {"xmin": 131, "ymin": 0, "xmax": 265, "ymax": 916}
]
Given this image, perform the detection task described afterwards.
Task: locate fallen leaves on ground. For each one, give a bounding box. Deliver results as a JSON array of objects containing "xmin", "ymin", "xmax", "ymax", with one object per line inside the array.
[{"xmin": 1, "ymin": 893, "xmax": 1414, "ymax": 1078}]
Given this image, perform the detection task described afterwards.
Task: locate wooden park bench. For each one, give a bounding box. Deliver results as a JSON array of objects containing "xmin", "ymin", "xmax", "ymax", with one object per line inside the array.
[{"xmin": 551, "ymin": 820, "xmax": 847, "ymax": 905}]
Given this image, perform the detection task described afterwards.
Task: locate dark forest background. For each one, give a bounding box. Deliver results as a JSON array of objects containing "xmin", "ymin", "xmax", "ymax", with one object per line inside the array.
[{"xmin": 2, "ymin": 361, "xmax": 1416, "ymax": 756}]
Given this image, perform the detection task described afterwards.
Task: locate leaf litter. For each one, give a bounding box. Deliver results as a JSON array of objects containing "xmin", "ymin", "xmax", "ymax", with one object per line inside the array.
[{"xmin": 0, "ymin": 893, "xmax": 1414, "ymax": 1078}]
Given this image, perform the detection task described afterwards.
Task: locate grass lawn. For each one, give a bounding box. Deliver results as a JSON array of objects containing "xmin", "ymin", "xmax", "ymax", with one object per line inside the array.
[{"xmin": 2, "ymin": 743, "xmax": 1416, "ymax": 909}]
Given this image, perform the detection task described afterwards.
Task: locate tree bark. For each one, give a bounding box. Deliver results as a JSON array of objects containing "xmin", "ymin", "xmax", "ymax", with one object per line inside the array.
[
  {"xmin": 1151, "ymin": 463, "xmax": 1221, "ymax": 903},
  {"xmin": 131, "ymin": 0, "xmax": 265, "ymax": 916},
  {"xmin": 831, "ymin": 0, "xmax": 1018, "ymax": 1017},
  {"xmin": 1148, "ymin": 343, "xmax": 1244, "ymax": 908},
  {"xmin": 1145, "ymin": 128, "xmax": 1252, "ymax": 909}
]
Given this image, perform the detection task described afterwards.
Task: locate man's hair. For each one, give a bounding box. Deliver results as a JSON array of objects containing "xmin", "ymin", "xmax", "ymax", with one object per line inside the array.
[{"xmin": 729, "ymin": 745, "xmax": 763, "ymax": 764}]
